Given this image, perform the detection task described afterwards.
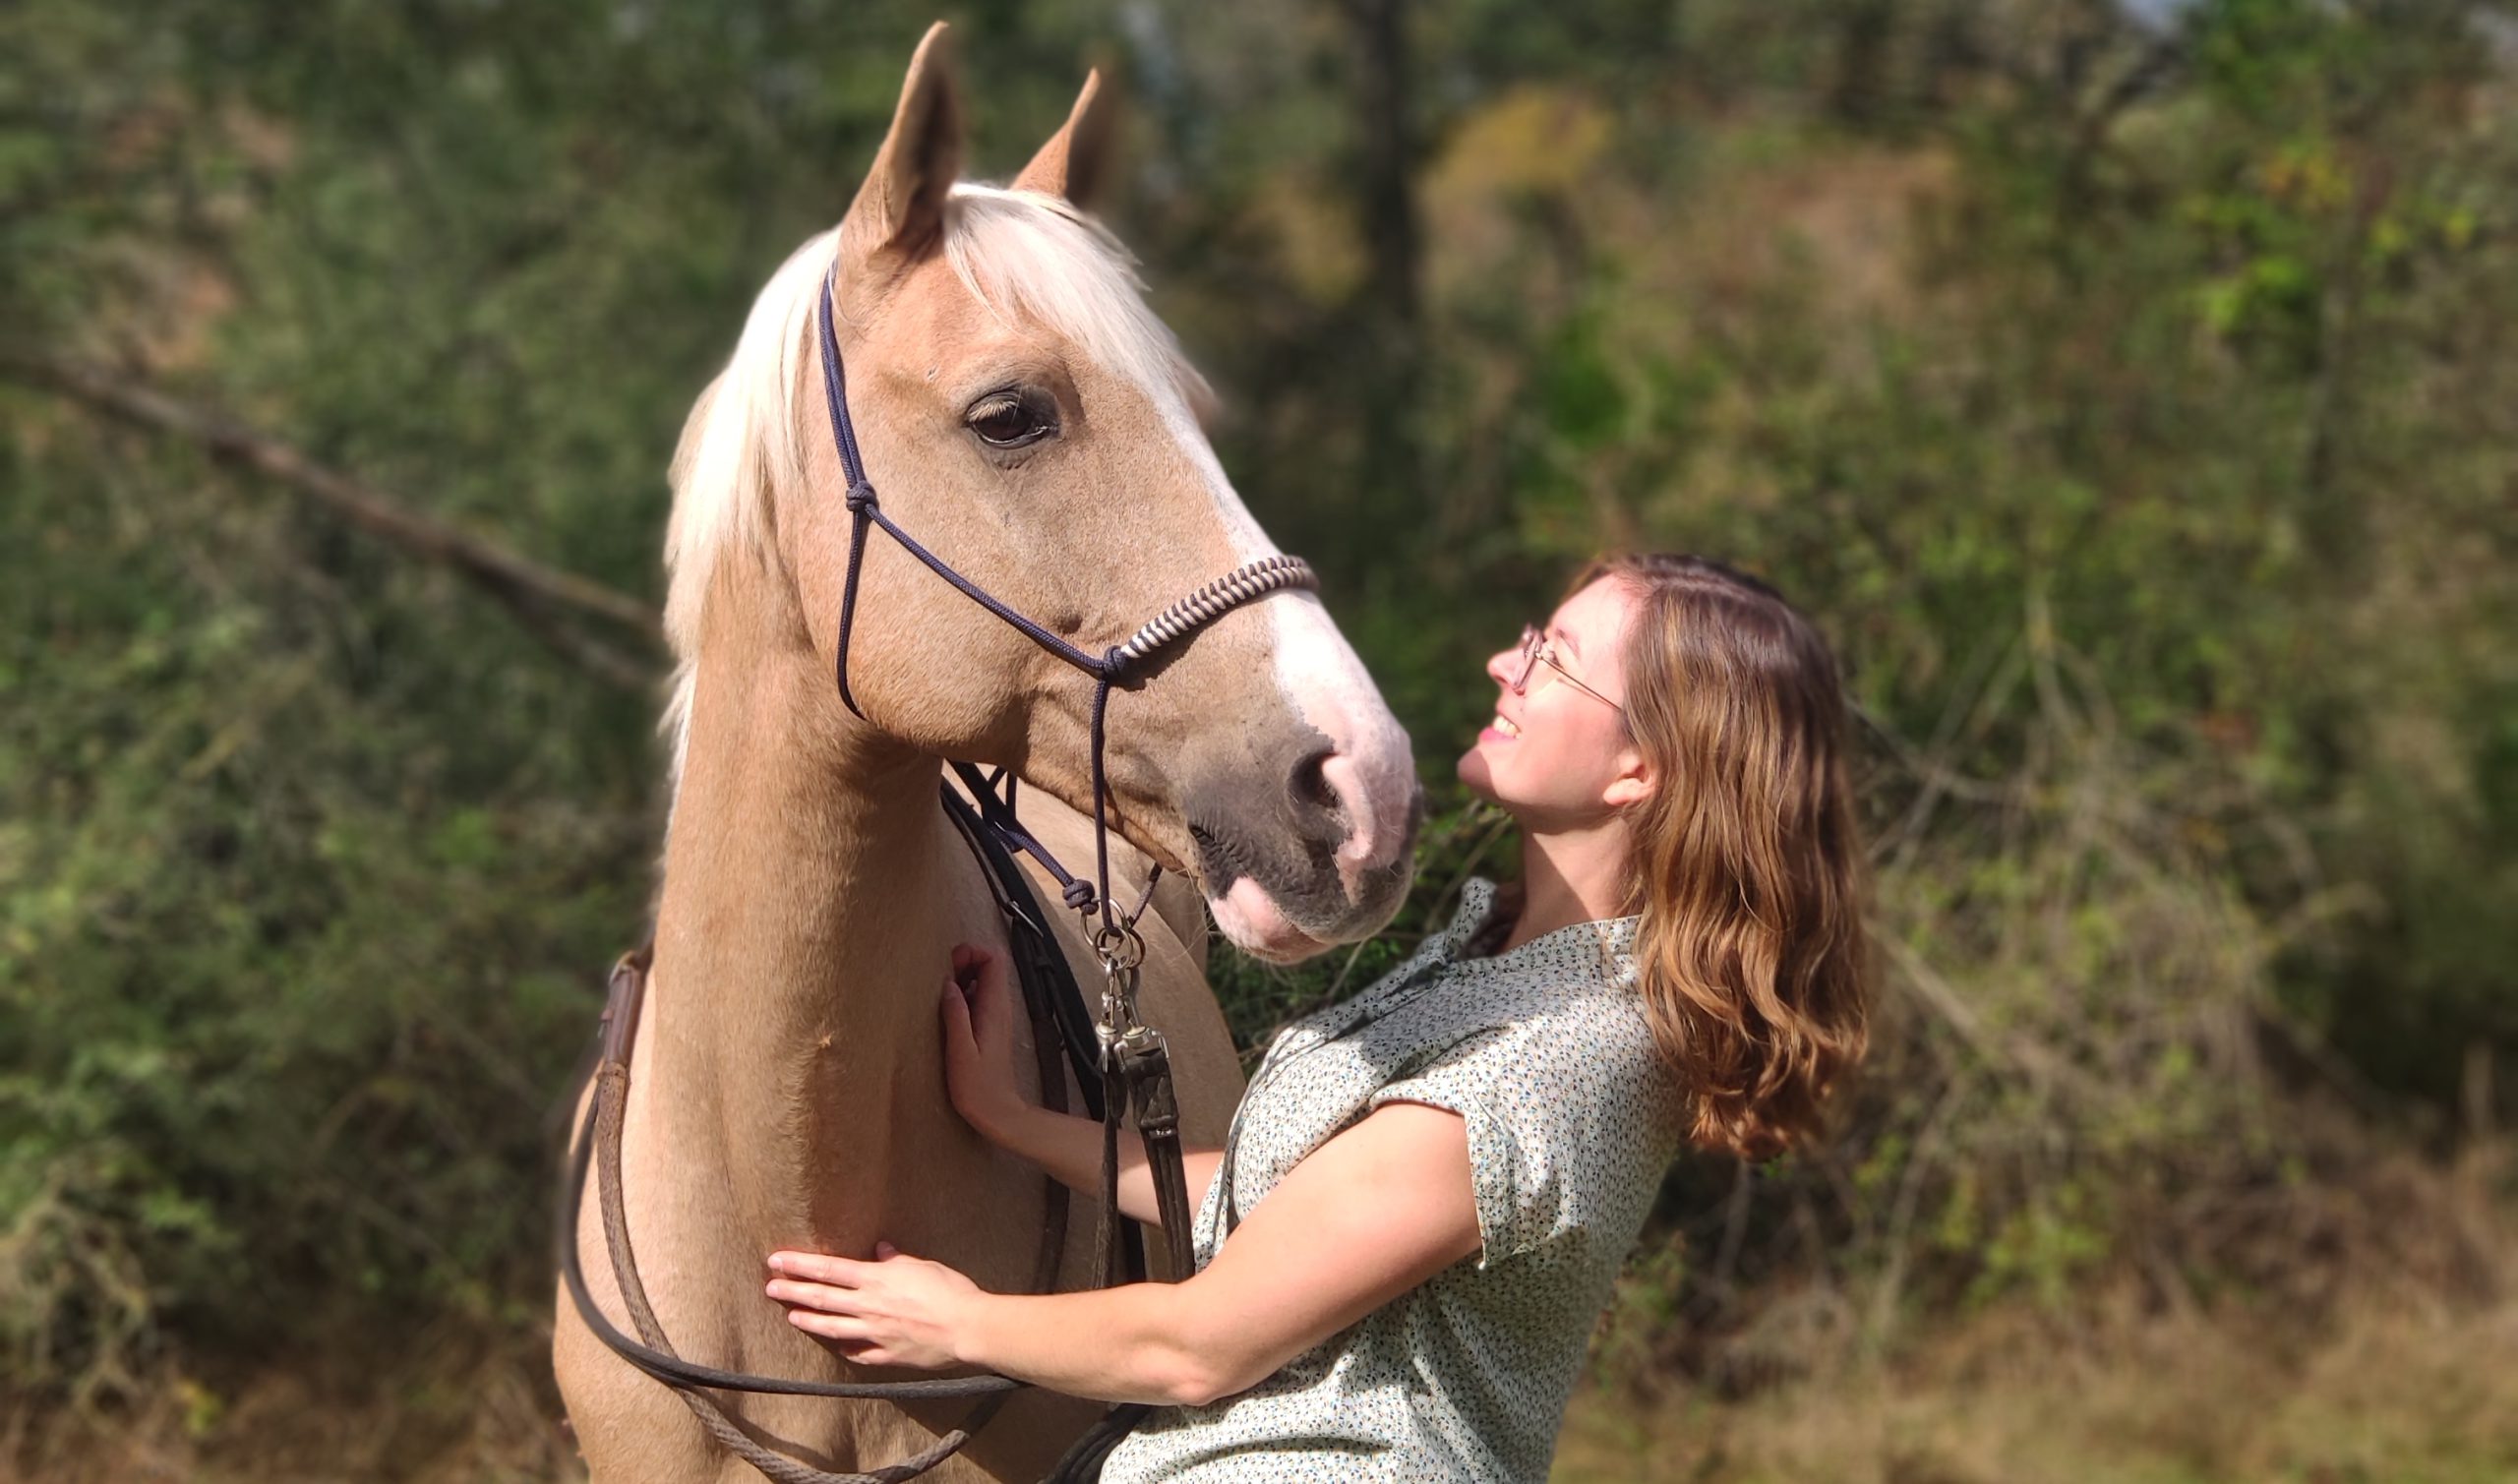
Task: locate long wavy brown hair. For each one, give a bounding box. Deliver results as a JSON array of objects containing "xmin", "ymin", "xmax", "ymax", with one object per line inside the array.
[{"xmin": 1577, "ymin": 554, "xmax": 1871, "ymax": 1159}]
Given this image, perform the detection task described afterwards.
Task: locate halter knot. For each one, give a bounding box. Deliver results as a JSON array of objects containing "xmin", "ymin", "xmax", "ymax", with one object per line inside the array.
[
  {"xmin": 845, "ymin": 481, "xmax": 878, "ymax": 512},
  {"xmin": 1099, "ymin": 645, "xmax": 1139, "ymax": 687},
  {"xmin": 1060, "ymin": 879, "xmax": 1099, "ymax": 912}
]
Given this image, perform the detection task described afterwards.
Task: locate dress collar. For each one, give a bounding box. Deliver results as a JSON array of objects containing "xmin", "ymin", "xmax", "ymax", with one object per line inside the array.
[{"xmin": 1415, "ymin": 877, "xmax": 1641, "ymax": 976}]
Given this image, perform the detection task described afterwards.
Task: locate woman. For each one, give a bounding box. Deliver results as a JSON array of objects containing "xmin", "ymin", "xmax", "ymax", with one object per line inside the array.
[{"xmin": 765, "ymin": 554, "xmax": 1872, "ymax": 1481}]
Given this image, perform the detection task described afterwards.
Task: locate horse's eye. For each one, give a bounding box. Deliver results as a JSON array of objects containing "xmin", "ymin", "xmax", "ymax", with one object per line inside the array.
[{"xmin": 966, "ymin": 390, "xmax": 1057, "ymax": 449}]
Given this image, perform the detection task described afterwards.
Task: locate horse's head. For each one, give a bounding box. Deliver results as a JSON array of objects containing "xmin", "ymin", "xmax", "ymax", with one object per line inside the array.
[{"xmin": 664, "ymin": 24, "xmax": 1419, "ymax": 961}]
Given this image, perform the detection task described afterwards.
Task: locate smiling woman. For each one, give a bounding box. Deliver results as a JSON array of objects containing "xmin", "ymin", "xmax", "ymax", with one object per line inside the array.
[{"xmin": 767, "ymin": 552, "xmax": 1875, "ymax": 1481}]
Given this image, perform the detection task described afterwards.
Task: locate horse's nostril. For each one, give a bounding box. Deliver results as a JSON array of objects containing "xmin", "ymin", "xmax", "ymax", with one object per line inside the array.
[{"xmin": 1289, "ymin": 749, "xmax": 1341, "ymax": 819}]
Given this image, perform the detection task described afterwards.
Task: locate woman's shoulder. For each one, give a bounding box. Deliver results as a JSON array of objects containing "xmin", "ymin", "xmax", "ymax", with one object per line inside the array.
[
  {"xmin": 1523, "ymin": 983, "xmax": 1672, "ymax": 1092},
  {"xmin": 1473, "ymin": 970, "xmax": 1687, "ymax": 1135},
  {"xmin": 1397, "ymin": 976, "xmax": 1667, "ymax": 1112}
]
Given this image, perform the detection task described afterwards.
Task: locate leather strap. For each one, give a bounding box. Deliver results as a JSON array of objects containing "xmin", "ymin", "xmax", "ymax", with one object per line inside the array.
[
  {"xmin": 1113, "ymin": 1032, "xmax": 1197, "ymax": 1278},
  {"xmin": 1040, "ymin": 1402, "xmax": 1156, "ymax": 1484}
]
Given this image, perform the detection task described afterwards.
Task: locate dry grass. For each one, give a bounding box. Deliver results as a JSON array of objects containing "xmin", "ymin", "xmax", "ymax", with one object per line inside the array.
[
  {"xmin": 10, "ymin": 1283, "xmax": 2512, "ymax": 1484},
  {"xmin": 0, "ymin": 1327, "xmax": 581, "ymax": 1484},
  {"xmin": 1556, "ymin": 1285, "xmax": 2518, "ymax": 1484},
  {"xmin": 1560, "ymin": 1141, "xmax": 2516, "ymax": 1484}
]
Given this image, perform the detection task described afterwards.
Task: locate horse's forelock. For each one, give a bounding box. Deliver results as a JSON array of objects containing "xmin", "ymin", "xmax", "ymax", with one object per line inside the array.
[{"xmin": 939, "ymin": 185, "xmax": 1209, "ymax": 413}]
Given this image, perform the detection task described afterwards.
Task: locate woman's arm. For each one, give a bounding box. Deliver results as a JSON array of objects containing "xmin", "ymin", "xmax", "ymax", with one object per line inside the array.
[
  {"xmin": 939, "ymin": 945, "xmax": 1220, "ymax": 1229},
  {"xmin": 982, "ymin": 1101, "xmax": 1225, "ymax": 1234},
  {"xmin": 766, "ymin": 1099, "xmax": 1480, "ymax": 1406}
]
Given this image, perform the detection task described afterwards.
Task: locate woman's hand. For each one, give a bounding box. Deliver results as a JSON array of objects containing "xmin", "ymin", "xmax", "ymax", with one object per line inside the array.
[
  {"xmin": 940, "ymin": 944, "xmax": 1027, "ymax": 1142},
  {"xmin": 765, "ymin": 1244, "xmax": 979, "ymax": 1370}
]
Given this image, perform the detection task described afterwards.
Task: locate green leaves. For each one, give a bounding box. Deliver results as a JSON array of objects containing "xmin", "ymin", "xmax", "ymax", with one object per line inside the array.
[{"xmin": 2, "ymin": 0, "xmax": 2511, "ymax": 1410}]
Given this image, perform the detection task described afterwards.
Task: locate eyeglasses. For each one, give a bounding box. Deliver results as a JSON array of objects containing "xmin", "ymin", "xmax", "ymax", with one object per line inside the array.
[{"xmin": 1510, "ymin": 624, "xmax": 1623, "ymax": 712}]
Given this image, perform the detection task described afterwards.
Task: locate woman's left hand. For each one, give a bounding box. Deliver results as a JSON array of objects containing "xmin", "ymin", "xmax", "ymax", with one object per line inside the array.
[{"xmin": 764, "ymin": 1243, "xmax": 981, "ymax": 1369}]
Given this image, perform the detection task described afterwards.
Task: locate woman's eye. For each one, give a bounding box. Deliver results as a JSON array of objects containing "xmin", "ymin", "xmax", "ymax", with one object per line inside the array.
[{"xmin": 966, "ymin": 392, "xmax": 1056, "ymax": 448}]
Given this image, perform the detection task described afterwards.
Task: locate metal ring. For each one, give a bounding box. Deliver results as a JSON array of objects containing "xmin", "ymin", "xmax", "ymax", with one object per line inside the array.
[{"xmin": 1092, "ymin": 921, "xmax": 1147, "ymax": 973}]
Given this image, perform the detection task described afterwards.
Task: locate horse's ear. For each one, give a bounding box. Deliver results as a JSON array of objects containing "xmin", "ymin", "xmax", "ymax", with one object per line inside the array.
[
  {"xmin": 841, "ymin": 22, "xmax": 963, "ymax": 273},
  {"xmin": 1012, "ymin": 68, "xmax": 1116, "ymax": 209}
]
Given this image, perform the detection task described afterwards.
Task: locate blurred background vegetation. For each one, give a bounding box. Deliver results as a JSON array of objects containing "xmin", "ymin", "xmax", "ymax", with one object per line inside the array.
[{"xmin": 4, "ymin": 0, "xmax": 2514, "ymax": 1478}]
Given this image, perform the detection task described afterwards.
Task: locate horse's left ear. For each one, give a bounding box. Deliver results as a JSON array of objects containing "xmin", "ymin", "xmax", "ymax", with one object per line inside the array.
[
  {"xmin": 841, "ymin": 22, "xmax": 964, "ymax": 273},
  {"xmin": 1012, "ymin": 69, "xmax": 1117, "ymax": 209}
]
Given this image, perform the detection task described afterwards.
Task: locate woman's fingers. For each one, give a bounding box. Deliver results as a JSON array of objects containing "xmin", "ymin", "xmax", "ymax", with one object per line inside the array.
[
  {"xmin": 764, "ymin": 1277, "xmax": 858, "ymax": 1312},
  {"xmin": 941, "ymin": 946, "xmax": 1027, "ymax": 1141},
  {"xmin": 940, "ymin": 967, "xmax": 1011, "ymax": 1068},
  {"xmin": 949, "ymin": 944, "xmax": 1009, "ymax": 1000},
  {"xmin": 766, "ymin": 1270, "xmax": 909, "ymax": 1322},
  {"xmin": 942, "ymin": 984, "xmax": 995, "ymax": 1085},
  {"xmin": 786, "ymin": 1309, "xmax": 875, "ymax": 1342},
  {"xmin": 970, "ymin": 962, "xmax": 1015, "ymax": 1049},
  {"xmin": 766, "ymin": 1251, "xmax": 865, "ymax": 1285},
  {"xmin": 965, "ymin": 973, "xmax": 1002, "ymax": 1048},
  {"xmin": 765, "ymin": 1270, "xmax": 907, "ymax": 1365},
  {"xmin": 760, "ymin": 1243, "xmax": 973, "ymax": 1374}
]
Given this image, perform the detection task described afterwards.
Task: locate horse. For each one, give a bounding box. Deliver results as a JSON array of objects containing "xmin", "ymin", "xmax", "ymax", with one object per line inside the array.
[{"xmin": 552, "ymin": 23, "xmax": 1423, "ymax": 1483}]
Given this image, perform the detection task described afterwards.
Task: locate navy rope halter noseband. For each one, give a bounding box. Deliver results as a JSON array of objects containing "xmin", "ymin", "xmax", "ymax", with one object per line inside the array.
[{"xmin": 815, "ymin": 260, "xmax": 1317, "ymax": 937}]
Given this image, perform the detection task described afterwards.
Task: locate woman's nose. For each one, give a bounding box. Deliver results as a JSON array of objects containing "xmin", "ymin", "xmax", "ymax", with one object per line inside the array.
[{"xmin": 1484, "ymin": 647, "xmax": 1517, "ymax": 686}]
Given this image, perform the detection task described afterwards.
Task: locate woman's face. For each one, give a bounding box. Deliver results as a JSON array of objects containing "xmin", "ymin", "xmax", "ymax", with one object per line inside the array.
[{"xmin": 1457, "ymin": 576, "xmax": 1652, "ymax": 828}]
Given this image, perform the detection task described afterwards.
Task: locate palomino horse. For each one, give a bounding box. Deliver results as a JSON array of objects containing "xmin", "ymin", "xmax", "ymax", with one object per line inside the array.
[{"xmin": 553, "ymin": 23, "xmax": 1422, "ymax": 1484}]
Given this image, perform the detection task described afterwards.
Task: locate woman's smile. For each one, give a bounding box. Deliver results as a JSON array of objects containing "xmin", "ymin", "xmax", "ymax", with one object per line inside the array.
[{"xmin": 1459, "ymin": 578, "xmax": 1646, "ymax": 826}]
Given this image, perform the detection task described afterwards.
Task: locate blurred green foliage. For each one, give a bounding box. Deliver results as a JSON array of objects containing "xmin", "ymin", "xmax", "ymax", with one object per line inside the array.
[{"xmin": 3, "ymin": 0, "xmax": 2512, "ymax": 1407}]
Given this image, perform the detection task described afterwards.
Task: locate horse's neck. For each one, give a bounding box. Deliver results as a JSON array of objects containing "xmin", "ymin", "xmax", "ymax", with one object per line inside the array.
[{"xmin": 646, "ymin": 609, "xmax": 964, "ymax": 1247}]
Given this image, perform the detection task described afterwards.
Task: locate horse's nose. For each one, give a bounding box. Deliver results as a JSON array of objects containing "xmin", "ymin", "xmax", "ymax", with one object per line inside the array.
[
  {"xmin": 1292, "ymin": 746, "xmax": 1416, "ymax": 902},
  {"xmin": 1180, "ymin": 699, "xmax": 1418, "ymax": 954},
  {"xmin": 1288, "ymin": 745, "xmax": 1347, "ymax": 839}
]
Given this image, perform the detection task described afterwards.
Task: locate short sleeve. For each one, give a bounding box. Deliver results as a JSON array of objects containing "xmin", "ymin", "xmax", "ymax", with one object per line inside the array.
[{"xmin": 1367, "ymin": 1024, "xmax": 1580, "ymax": 1269}]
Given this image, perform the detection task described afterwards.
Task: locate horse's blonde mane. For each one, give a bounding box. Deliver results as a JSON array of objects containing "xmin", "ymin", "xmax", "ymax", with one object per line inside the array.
[{"xmin": 658, "ymin": 185, "xmax": 1209, "ymax": 783}]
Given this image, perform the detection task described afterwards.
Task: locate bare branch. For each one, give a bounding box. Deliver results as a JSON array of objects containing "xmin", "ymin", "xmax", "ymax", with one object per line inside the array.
[{"xmin": 2, "ymin": 354, "xmax": 665, "ymax": 687}]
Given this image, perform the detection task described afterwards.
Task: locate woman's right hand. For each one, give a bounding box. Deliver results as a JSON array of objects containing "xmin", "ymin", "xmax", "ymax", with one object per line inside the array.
[{"xmin": 939, "ymin": 944, "xmax": 1028, "ymax": 1143}]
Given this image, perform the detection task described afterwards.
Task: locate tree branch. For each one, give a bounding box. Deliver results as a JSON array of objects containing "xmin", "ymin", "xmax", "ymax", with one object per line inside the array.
[{"xmin": 2, "ymin": 353, "xmax": 664, "ymax": 688}]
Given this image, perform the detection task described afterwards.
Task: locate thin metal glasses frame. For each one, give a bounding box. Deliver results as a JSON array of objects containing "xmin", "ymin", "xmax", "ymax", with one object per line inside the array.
[{"xmin": 1511, "ymin": 623, "xmax": 1623, "ymax": 712}]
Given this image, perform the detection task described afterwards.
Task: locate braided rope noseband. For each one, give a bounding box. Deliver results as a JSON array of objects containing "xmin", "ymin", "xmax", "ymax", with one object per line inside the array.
[{"xmin": 1110, "ymin": 554, "xmax": 1315, "ymax": 670}]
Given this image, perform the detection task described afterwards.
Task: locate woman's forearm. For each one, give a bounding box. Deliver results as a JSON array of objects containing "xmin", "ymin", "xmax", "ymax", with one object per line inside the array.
[
  {"xmin": 952, "ymin": 1281, "xmax": 1237, "ymax": 1406},
  {"xmin": 770, "ymin": 1105, "xmax": 1483, "ymax": 1412},
  {"xmin": 989, "ymin": 1104, "xmax": 1222, "ymax": 1231}
]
